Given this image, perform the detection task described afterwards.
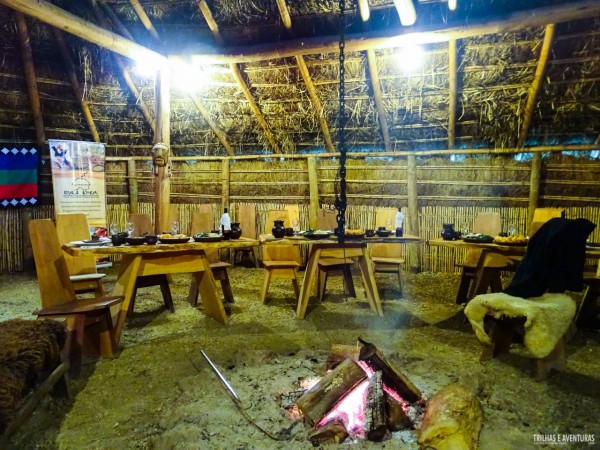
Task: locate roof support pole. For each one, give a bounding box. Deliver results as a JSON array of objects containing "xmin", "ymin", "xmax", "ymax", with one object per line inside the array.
[
  {"xmin": 154, "ymin": 67, "xmax": 171, "ymax": 235},
  {"xmin": 406, "ymin": 154, "xmax": 420, "ymax": 272},
  {"xmin": 448, "ymin": 39, "xmax": 457, "ymax": 149}
]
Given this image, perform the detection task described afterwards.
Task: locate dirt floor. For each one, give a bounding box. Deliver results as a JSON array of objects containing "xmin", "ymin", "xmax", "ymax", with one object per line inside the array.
[{"xmin": 1, "ymin": 265, "xmax": 599, "ymax": 450}]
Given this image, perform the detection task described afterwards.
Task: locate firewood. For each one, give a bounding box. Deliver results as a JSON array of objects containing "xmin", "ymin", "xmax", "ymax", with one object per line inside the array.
[
  {"xmin": 308, "ymin": 419, "xmax": 348, "ymax": 445},
  {"xmin": 296, "ymin": 358, "xmax": 367, "ymax": 426},
  {"xmin": 363, "ymin": 371, "xmax": 389, "ymax": 442},
  {"xmin": 280, "ymin": 389, "xmax": 305, "ymax": 409},
  {"xmin": 418, "ymin": 383, "xmax": 483, "ymax": 450},
  {"xmin": 358, "ymin": 338, "xmax": 422, "ymax": 403},
  {"xmin": 325, "ymin": 344, "xmax": 360, "ymax": 370},
  {"xmin": 386, "ymin": 394, "xmax": 413, "ymax": 431}
]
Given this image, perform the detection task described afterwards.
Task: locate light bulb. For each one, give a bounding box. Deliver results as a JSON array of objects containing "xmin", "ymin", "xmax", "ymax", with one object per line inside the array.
[
  {"xmin": 448, "ymin": 0, "xmax": 457, "ymax": 11},
  {"xmin": 393, "ymin": 0, "xmax": 417, "ymax": 26}
]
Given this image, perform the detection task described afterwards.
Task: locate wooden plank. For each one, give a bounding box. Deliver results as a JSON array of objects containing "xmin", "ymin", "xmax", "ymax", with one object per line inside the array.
[
  {"xmin": 1, "ymin": 0, "xmax": 165, "ymax": 63},
  {"xmin": 185, "ymin": 1, "xmax": 600, "ymax": 63}
]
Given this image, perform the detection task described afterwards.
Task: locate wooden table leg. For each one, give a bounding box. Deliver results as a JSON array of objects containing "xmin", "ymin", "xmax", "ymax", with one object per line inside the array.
[
  {"xmin": 111, "ymin": 254, "xmax": 142, "ymax": 345},
  {"xmin": 357, "ymin": 250, "xmax": 384, "ymax": 317},
  {"xmin": 192, "ymin": 252, "xmax": 228, "ymax": 324},
  {"xmin": 296, "ymin": 246, "xmax": 322, "ymax": 319}
]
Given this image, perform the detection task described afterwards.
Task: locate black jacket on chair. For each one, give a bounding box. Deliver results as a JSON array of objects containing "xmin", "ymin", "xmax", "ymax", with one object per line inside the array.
[{"xmin": 503, "ymin": 218, "xmax": 596, "ymax": 298}]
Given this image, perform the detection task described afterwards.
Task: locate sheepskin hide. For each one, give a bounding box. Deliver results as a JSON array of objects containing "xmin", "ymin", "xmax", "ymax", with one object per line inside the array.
[
  {"xmin": 0, "ymin": 319, "xmax": 66, "ymax": 433},
  {"xmin": 464, "ymin": 292, "xmax": 575, "ymax": 359}
]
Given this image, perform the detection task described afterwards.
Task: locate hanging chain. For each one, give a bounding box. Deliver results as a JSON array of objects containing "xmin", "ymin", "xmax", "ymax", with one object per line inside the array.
[{"xmin": 334, "ymin": 0, "xmax": 347, "ymax": 244}]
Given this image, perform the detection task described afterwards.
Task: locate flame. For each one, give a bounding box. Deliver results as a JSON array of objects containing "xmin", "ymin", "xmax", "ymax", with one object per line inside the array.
[{"xmin": 316, "ymin": 379, "xmax": 370, "ymax": 436}]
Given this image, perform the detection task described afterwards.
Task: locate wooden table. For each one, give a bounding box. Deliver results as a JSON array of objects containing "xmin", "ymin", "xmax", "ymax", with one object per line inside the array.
[
  {"xmin": 64, "ymin": 238, "xmax": 259, "ymax": 344},
  {"xmin": 260, "ymin": 234, "xmax": 422, "ymax": 319},
  {"xmin": 429, "ymin": 238, "xmax": 600, "ymax": 316}
]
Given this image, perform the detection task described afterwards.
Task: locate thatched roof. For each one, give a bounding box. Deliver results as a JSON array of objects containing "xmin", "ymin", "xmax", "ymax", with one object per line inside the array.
[{"xmin": 0, "ymin": 0, "xmax": 599, "ymax": 157}]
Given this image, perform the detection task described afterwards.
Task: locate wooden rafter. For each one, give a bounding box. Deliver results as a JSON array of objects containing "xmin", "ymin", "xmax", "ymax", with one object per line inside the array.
[
  {"xmin": 14, "ymin": 11, "xmax": 45, "ymax": 146},
  {"xmin": 88, "ymin": 1, "xmax": 156, "ymax": 134},
  {"xmin": 190, "ymin": 95, "xmax": 234, "ymax": 156},
  {"xmin": 275, "ymin": 0, "xmax": 292, "ymax": 29},
  {"xmin": 518, "ymin": 24, "xmax": 555, "ymax": 148},
  {"xmin": 128, "ymin": 0, "xmax": 160, "ymax": 42},
  {"xmin": 230, "ymin": 63, "xmax": 281, "ymax": 153},
  {"xmin": 197, "ymin": 0, "xmax": 225, "ymax": 45},
  {"xmin": 366, "ymin": 49, "xmax": 391, "ymax": 152},
  {"xmin": 186, "ymin": 0, "xmax": 600, "ymax": 63},
  {"xmin": 448, "ymin": 39, "xmax": 457, "ymax": 149},
  {"xmin": 295, "ymin": 56, "xmax": 335, "ymax": 153},
  {"xmin": 104, "ymin": 1, "xmax": 232, "ymax": 155},
  {"xmin": 51, "ymin": 27, "xmax": 100, "ymax": 142},
  {"xmin": 358, "ymin": 0, "xmax": 370, "ymax": 22},
  {"xmin": 0, "ymin": 0, "xmax": 164, "ymax": 63}
]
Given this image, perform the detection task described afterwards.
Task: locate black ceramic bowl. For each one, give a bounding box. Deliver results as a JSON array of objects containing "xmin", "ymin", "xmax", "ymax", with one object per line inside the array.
[
  {"xmin": 111, "ymin": 232, "xmax": 128, "ymax": 246},
  {"xmin": 145, "ymin": 235, "xmax": 158, "ymax": 245},
  {"xmin": 365, "ymin": 229, "xmax": 376, "ymax": 237},
  {"xmin": 376, "ymin": 230, "xmax": 392, "ymax": 237},
  {"xmin": 126, "ymin": 236, "xmax": 146, "ymax": 246}
]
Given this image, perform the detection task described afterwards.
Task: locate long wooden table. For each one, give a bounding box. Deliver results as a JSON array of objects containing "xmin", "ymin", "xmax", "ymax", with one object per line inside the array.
[
  {"xmin": 260, "ymin": 234, "xmax": 422, "ymax": 319},
  {"xmin": 64, "ymin": 238, "xmax": 259, "ymax": 344}
]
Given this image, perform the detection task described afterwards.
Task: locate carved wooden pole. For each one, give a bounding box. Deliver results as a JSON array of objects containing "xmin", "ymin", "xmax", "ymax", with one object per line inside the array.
[
  {"xmin": 221, "ymin": 159, "xmax": 230, "ymax": 213},
  {"xmin": 407, "ymin": 154, "xmax": 420, "ymax": 272},
  {"xmin": 448, "ymin": 39, "xmax": 457, "ymax": 149},
  {"xmin": 307, "ymin": 157, "xmax": 319, "ymax": 230},
  {"xmin": 127, "ymin": 159, "xmax": 139, "ymax": 215},
  {"xmin": 527, "ymin": 153, "xmax": 542, "ymax": 235},
  {"xmin": 15, "ymin": 11, "xmax": 42, "ymax": 272},
  {"xmin": 153, "ymin": 67, "xmax": 171, "ymax": 234}
]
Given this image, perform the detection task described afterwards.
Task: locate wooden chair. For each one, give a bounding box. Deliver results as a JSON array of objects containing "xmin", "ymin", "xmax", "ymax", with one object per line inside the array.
[
  {"xmin": 188, "ymin": 209, "xmax": 234, "ymax": 306},
  {"xmin": 369, "ymin": 208, "xmax": 405, "ymax": 297},
  {"xmin": 231, "ymin": 203, "xmax": 259, "ymax": 267},
  {"xmin": 575, "ymin": 259, "xmax": 600, "ymax": 329},
  {"xmin": 455, "ymin": 212, "xmax": 503, "ymax": 304},
  {"xmin": 315, "ymin": 208, "xmax": 356, "ymax": 301},
  {"xmin": 261, "ymin": 243, "xmax": 301, "ymax": 303},
  {"xmin": 530, "ymin": 208, "xmax": 565, "ymax": 236},
  {"xmin": 127, "ymin": 213, "xmax": 174, "ymax": 314},
  {"xmin": 55, "ymin": 213, "xmax": 106, "ymax": 297},
  {"xmin": 29, "ymin": 219, "xmax": 124, "ymax": 376}
]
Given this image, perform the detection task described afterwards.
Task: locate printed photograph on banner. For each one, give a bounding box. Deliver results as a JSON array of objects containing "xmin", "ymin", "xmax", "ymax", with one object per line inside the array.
[{"xmin": 49, "ymin": 139, "xmax": 107, "ymax": 229}]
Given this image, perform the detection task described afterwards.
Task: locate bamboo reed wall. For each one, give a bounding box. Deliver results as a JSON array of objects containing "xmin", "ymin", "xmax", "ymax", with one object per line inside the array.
[{"xmin": 2, "ymin": 150, "xmax": 599, "ymax": 273}]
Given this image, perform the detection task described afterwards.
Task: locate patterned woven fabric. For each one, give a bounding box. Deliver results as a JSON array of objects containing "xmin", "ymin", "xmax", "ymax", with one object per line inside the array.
[{"xmin": 0, "ymin": 147, "xmax": 38, "ymax": 207}]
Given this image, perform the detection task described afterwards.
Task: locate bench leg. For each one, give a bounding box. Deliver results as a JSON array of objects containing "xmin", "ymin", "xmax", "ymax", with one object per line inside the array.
[{"xmin": 261, "ymin": 270, "xmax": 272, "ymax": 304}]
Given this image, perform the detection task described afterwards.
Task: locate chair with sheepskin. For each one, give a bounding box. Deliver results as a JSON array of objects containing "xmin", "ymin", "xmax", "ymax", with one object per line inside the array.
[{"xmin": 464, "ymin": 218, "xmax": 596, "ymax": 379}]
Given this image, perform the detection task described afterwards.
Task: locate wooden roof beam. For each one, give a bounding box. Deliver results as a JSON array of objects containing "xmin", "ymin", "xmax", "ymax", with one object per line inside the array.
[
  {"xmin": 517, "ymin": 24, "xmax": 555, "ymax": 148},
  {"xmin": 0, "ymin": 0, "xmax": 165, "ymax": 64},
  {"xmin": 51, "ymin": 27, "xmax": 101, "ymax": 142},
  {"xmin": 230, "ymin": 63, "xmax": 282, "ymax": 153},
  {"xmin": 275, "ymin": 0, "xmax": 292, "ymax": 30},
  {"xmin": 14, "ymin": 11, "xmax": 45, "ymax": 146},
  {"xmin": 358, "ymin": 0, "xmax": 370, "ymax": 22},
  {"xmin": 185, "ymin": 0, "xmax": 600, "ymax": 64},
  {"xmin": 366, "ymin": 49, "xmax": 391, "ymax": 152},
  {"xmin": 295, "ymin": 56, "xmax": 335, "ymax": 153},
  {"xmin": 197, "ymin": 0, "xmax": 225, "ymax": 45},
  {"xmin": 448, "ymin": 39, "xmax": 457, "ymax": 149},
  {"xmin": 88, "ymin": 1, "xmax": 156, "ymax": 134},
  {"xmin": 128, "ymin": 0, "xmax": 160, "ymax": 43}
]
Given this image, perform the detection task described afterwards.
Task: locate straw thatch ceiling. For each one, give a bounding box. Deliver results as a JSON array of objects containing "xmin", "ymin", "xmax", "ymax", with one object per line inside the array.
[{"xmin": 0, "ymin": 0, "xmax": 599, "ymax": 157}]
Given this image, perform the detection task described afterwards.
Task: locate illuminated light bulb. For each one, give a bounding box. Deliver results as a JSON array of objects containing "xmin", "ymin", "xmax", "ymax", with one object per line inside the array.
[
  {"xmin": 393, "ymin": 0, "xmax": 417, "ymax": 26},
  {"xmin": 448, "ymin": 0, "xmax": 457, "ymax": 11},
  {"xmin": 396, "ymin": 45, "xmax": 424, "ymax": 71}
]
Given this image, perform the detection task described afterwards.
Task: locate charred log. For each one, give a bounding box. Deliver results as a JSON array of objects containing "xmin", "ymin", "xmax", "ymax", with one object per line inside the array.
[
  {"xmin": 308, "ymin": 419, "xmax": 348, "ymax": 445},
  {"xmin": 363, "ymin": 370, "xmax": 389, "ymax": 442},
  {"xmin": 325, "ymin": 344, "xmax": 360, "ymax": 371}
]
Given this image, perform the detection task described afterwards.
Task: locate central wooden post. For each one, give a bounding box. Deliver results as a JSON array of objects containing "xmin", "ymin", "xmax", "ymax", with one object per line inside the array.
[
  {"xmin": 154, "ymin": 67, "xmax": 171, "ymax": 234},
  {"xmin": 307, "ymin": 156, "xmax": 319, "ymax": 230},
  {"xmin": 221, "ymin": 159, "xmax": 230, "ymax": 213},
  {"xmin": 407, "ymin": 154, "xmax": 421, "ymax": 272}
]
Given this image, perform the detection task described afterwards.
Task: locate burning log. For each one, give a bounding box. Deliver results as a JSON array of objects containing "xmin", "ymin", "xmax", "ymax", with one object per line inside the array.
[
  {"xmin": 325, "ymin": 344, "xmax": 360, "ymax": 370},
  {"xmin": 418, "ymin": 383, "xmax": 483, "ymax": 450},
  {"xmin": 296, "ymin": 358, "xmax": 367, "ymax": 426},
  {"xmin": 386, "ymin": 394, "xmax": 413, "ymax": 431},
  {"xmin": 308, "ymin": 419, "xmax": 348, "ymax": 445},
  {"xmin": 358, "ymin": 338, "xmax": 423, "ymax": 404},
  {"xmin": 363, "ymin": 371, "xmax": 389, "ymax": 442}
]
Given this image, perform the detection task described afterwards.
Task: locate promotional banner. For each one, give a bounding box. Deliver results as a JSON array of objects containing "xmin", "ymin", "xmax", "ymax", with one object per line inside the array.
[
  {"xmin": 0, "ymin": 147, "xmax": 38, "ymax": 207},
  {"xmin": 49, "ymin": 139, "xmax": 106, "ymax": 229}
]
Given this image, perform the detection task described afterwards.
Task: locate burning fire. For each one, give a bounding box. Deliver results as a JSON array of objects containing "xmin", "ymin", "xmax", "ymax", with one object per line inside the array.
[{"xmin": 316, "ymin": 379, "xmax": 370, "ymax": 437}]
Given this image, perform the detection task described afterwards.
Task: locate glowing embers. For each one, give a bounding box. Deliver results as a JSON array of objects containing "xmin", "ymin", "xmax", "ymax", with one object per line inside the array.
[{"xmin": 289, "ymin": 340, "xmax": 426, "ymax": 445}]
